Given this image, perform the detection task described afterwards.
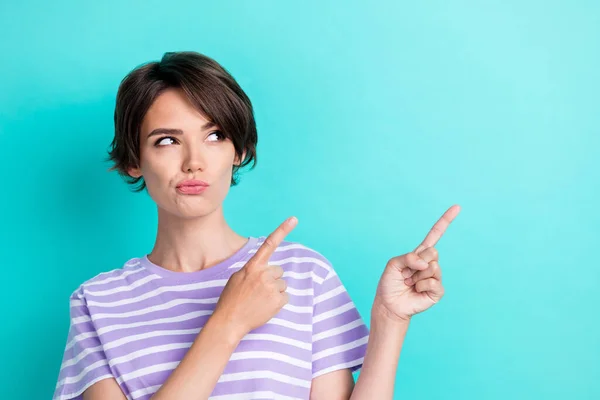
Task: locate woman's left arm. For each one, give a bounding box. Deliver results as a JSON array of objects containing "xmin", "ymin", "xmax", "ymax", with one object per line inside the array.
[
  {"xmin": 311, "ymin": 205, "xmax": 461, "ymax": 400},
  {"xmin": 309, "ymin": 306, "xmax": 409, "ymax": 400}
]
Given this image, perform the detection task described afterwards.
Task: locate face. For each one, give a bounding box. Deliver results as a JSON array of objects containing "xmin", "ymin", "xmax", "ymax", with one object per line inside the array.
[{"xmin": 128, "ymin": 88, "xmax": 245, "ymax": 219}]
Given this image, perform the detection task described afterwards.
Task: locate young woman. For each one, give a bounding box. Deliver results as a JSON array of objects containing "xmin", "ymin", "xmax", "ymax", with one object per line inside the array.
[{"xmin": 53, "ymin": 51, "xmax": 460, "ymax": 400}]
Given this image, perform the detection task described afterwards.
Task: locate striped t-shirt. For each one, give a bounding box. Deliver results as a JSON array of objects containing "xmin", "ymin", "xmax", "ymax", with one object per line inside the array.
[{"xmin": 53, "ymin": 236, "xmax": 370, "ymax": 400}]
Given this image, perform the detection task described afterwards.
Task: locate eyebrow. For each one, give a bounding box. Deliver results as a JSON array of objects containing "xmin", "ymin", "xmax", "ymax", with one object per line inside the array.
[{"xmin": 146, "ymin": 121, "xmax": 217, "ymax": 138}]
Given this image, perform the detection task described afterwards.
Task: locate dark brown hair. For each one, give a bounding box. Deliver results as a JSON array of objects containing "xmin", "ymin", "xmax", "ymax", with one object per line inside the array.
[{"xmin": 106, "ymin": 51, "xmax": 258, "ymax": 192}]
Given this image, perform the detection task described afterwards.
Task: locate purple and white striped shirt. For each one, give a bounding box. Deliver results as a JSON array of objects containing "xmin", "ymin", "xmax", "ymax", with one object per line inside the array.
[{"xmin": 53, "ymin": 236, "xmax": 370, "ymax": 400}]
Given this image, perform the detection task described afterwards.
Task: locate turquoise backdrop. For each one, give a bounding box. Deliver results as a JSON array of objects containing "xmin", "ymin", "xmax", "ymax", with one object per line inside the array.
[{"xmin": 0, "ymin": 1, "xmax": 598, "ymax": 399}]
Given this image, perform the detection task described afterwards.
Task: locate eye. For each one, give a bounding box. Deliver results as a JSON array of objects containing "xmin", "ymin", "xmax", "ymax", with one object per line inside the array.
[
  {"xmin": 207, "ymin": 130, "xmax": 226, "ymax": 142},
  {"xmin": 154, "ymin": 136, "xmax": 178, "ymax": 147}
]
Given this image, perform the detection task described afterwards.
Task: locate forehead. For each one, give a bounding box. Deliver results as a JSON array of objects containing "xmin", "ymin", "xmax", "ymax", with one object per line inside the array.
[{"xmin": 141, "ymin": 88, "xmax": 211, "ymax": 133}]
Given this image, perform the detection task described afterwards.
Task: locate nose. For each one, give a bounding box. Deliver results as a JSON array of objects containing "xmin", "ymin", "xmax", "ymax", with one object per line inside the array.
[{"xmin": 181, "ymin": 144, "xmax": 205, "ymax": 173}]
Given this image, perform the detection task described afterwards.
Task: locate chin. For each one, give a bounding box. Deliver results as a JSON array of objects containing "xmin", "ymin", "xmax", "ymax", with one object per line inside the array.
[
  {"xmin": 160, "ymin": 201, "xmax": 220, "ymax": 220},
  {"xmin": 150, "ymin": 185, "xmax": 225, "ymax": 219},
  {"xmin": 179, "ymin": 212, "xmax": 212, "ymax": 219}
]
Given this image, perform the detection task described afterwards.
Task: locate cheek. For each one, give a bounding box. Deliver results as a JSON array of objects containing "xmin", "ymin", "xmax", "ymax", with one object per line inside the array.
[
  {"xmin": 219, "ymin": 160, "xmax": 234, "ymax": 175},
  {"xmin": 140, "ymin": 152, "xmax": 176, "ymax": 183},
  {"xmin": 206, "ymin": 149, "xmax": 235, "ymax": 175}
]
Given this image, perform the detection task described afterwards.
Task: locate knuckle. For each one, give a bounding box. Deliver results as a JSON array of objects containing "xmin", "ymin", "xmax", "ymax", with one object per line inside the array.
[
  {"xmin": 260, "ymin": 269, "xmax": 272, "ymax": 283},
  {"xmin": 272, "ymin": 265, "xmax": 284, "ymax": 277},
  {"xmin": 385, "ymin": 258, "xmax": 395, "ymax": 269},
  {"xmin": 390, "ymin": 255, "xmax": 404, "ymax": 265},
  {"xmin": 429, "ymin": 278, "xmax": 437, "ymax": 288},
  {"xmin": 243, "ymin": 261, "xmax": 256, "ymax": 272},
  {"xmin": 230, "ymin": 270, "xmax": 243, "ymax": 281},
  {"xmin": 268, "ymin": 286, "xmax": 278, "ymax": 298},
  {"xmin": 411, "ymin": 253, "xmax": 427, "ymax": 268},
  {"xmin": 409, "ymin": 252, "xmax": 419, "ymax": 262},
  {"xmin": 426, "ymin": 264, "xmax": 435, "ymax": 275},
  {"xmin": 264, "ymin": 236, "xmax": 276, "ymax": 249},
  {"xmin": 415, "ymin": 280, "xmax": 424, "ymax": 292}
]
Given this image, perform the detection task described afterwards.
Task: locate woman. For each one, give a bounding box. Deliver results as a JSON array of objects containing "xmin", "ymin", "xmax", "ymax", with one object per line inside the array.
[{"xmin": 53, "ymin": 51, "xmax": 460, "ymax": 400}]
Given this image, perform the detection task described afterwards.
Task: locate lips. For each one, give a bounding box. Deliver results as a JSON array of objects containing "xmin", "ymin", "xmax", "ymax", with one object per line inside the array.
[
  {"xmin": 176, "ymin": 179, "xmax": 209, "ymax": 195},
  {"xmin": 177, "ymin": 179, "xmax": 209, "ymax": 187},
  {"xmin": 177, "ymin": 185, "xmax": 207, "ymax": 195}
]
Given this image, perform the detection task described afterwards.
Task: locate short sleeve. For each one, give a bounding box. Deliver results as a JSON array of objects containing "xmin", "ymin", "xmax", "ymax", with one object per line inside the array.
[
  {"xmin": 311, "ymin": 264, "xmax": 370, "ymax": 379},
  {"xmin": 53, "ymin": 289, "xmax": 116, "ymax": 400}
]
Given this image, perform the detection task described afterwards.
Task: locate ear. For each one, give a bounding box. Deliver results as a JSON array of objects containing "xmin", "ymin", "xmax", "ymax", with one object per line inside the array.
[
  {"xmin": 127, "ymin": 166, "xmax": 142, "ymax": 178},
  {"xmin": 234, "ymin": 150, "xmax": 247, "ymax": 166}
]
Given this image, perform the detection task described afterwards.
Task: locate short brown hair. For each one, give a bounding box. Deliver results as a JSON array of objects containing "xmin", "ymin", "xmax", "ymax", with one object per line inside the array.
[{"xmin": 106, "ymin": 51, "xmax": 258, "ymax": 192}]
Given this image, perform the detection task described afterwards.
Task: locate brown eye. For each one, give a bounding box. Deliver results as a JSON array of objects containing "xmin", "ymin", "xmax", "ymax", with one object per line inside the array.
[
  {"xmin": 207, "ymin": 130, "xmax": 226, "ymax": 142},
  {"xmin": 154, "ymin": 137, "xmax": 178, "ymax": 146}
]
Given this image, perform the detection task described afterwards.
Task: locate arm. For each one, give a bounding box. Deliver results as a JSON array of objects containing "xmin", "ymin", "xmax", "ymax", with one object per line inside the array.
[
  {"xmin": 150, "ymin": 313, "xmax": 242, "ymax": 399},
  {"xmin": 345, "ymin": 205, "xmax": 459, "ymax": 399},
  {"xmin": 310, "ymin": 369, "xmax": 355, "ymax": 400},
  {"xmin": 83, "ymin": 313, "xmax": 243, "ymax": 400},
  {"xmin": 83, "ymin": 217, "xmax": 298, "ymax": 400},
  {"xmin": 349, "ymin": 303, "xmax": 409, "ymax": 400},
  {"xmin": 309, "ymin": 302, "xmax": 408, "ymax": 400}
]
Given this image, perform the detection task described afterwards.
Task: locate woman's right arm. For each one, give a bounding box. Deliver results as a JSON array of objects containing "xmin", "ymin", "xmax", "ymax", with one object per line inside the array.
[
  {"xmin": 149, "ymin": 312, "xmax": 244, "ymax": 400},
  {"xmin": 82, "ymin": 217, "xmax": 297, "ymax": 400},
  {"xmin": 83, "ymin": 313, "xmax": 243, "ymax": 400}
]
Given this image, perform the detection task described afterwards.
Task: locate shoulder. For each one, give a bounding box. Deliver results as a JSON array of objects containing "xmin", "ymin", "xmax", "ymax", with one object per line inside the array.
[
  {"xmin": 67, "ymin": 257, "xmax": 147, "ymax": 302},
  {"xmin": 256, "ymin": 236, "xmax": 335, "ymax": 285}
]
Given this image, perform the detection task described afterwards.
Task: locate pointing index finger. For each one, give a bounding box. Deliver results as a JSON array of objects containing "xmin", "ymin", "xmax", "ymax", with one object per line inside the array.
[
  {"xmin": 414, "ymin": 205, "xmax": 461, "ymax": 254},
  {"xmin": 251, "ymin": 216, "xmax": 298, "ymax": 265}
]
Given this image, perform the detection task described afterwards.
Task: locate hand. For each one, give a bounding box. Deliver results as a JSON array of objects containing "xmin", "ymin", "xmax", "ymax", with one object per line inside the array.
[
  {"xmin": 373, "ymin": 205, "xmax": 461, "ymax": 323},
  {"xmin": 213, "ymin": 216, "xmax": 298, "ymax": 338}
]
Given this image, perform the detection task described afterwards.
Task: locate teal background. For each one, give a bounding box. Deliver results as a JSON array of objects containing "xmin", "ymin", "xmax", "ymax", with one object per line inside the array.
[{"xmin": 1, "ymin": 1, "xmax": 598, "ymax": 399}]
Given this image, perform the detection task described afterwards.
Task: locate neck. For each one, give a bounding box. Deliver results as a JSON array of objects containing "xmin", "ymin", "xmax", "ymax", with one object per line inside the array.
[{"xmin": 147, "ymin": 204, "xmax": 248, "ymax": 273}]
